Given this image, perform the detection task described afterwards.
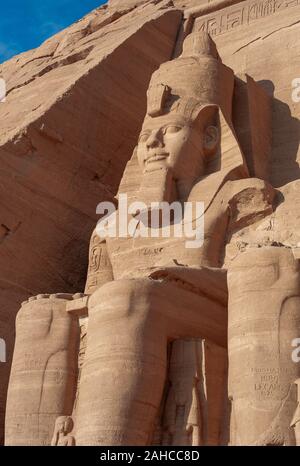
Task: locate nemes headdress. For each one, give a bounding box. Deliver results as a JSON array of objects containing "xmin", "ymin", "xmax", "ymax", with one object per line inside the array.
[
  {"xmin": 118, "ymin": 32, "xmax": 272, "ymax": 209},
  {"xmin": 145, "ymin": 31, "xmax": 234, "ymax": 123}
]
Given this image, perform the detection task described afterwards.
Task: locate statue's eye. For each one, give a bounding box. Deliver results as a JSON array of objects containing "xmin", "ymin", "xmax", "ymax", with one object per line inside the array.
[
  {"xmin": 164, "ymin": 125, "xmax": 182, "ymax": 134},
  {"xmin": 138, "ymin": 132, "xmax": 151, "ymax": 143}
]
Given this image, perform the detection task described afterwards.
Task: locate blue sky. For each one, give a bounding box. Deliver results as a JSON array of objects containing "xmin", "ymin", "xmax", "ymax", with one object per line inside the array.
[{"xmin": 0, "ymin": 0, "xmax": 107, "ymax": 63}]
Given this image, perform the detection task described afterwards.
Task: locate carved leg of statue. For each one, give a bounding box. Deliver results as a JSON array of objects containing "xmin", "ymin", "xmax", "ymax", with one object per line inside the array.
[
  {"xmin": 159, "ymin": 338, "xmax": 228, "ymax": 446},
  {"xmin": 5, "ymin": 294, "xmax": 79, "ymax": 446},
  {"xmin": 75, "ymin": 278, "xmax": 227, "ymax": 445},
  {"xmin": 160, "ymin": 339, "xmax": 205, "ymax": 446},
  {"xmin": 228, "ymin": 247, "xmax": 300, "ymax": 446}
]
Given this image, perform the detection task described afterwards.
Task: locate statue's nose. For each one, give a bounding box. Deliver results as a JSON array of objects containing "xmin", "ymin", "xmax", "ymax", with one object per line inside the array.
[{"xmin": 146, "ymin": 130, "xmax": 163, "ymax": 149}]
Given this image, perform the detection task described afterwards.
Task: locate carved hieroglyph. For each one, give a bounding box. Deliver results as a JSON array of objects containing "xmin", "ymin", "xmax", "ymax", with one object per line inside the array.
[
  {"xmin": 228, "ymin": 248, "xmax": 300, "ymax": 445},
  {"xmin": 4, "ymin": 4, "xmax": 300, "ymax": 445}
]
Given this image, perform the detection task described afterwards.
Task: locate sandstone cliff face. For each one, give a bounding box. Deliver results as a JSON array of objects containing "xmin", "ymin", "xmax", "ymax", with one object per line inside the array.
[
  {"xmin": 108, "ymin": 0, "xmax": 205, "ymax": 9},
  {"xmin": 0, "ymin": 0, "xmax": 182, "ymax": 444},
  {"xmin": 204, "ymin": 1, "xmax": 300, "ymax": 188},
  {"xmin": 1, "ymin": 0, "xmax": 300, "ymax": 446},
  {"xmin": 109, "ymin": 0, "xmax": 150, "ymax": 8}
]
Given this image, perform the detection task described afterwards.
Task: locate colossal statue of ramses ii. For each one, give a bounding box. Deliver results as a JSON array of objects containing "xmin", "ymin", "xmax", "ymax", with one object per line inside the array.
[{"xmin": 5, "ymin": 31, "xmax": 300, "ymax": 446}]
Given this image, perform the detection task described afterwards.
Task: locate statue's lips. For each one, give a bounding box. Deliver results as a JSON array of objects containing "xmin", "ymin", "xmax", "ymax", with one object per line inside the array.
[{"xmin": 145, "ymin": 153, "xmax": 169, "ymax": 165}]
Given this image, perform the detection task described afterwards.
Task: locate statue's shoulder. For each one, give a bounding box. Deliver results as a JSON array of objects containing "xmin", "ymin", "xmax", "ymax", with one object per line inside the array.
[
  {"xmin": 223, "ymin": 178, "xmax": 300, "ymax": 265},
  {"xmin": 189, "ymin": 175, "xmax": 276, "ymax": 215}
]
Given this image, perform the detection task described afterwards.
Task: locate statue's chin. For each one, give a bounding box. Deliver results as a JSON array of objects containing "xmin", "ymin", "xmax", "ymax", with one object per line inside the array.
[
  {"xmin": 144, "ymin": 159, "xmax": 169, "ymax": 173},
  {"xmin": 137, "ymin": 167, "xmax": 177, "ymax": 208}
]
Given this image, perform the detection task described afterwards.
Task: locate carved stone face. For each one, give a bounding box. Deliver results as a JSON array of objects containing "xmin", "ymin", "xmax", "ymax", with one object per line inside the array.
[
  {"xmin": 55, "ymin": 420, "xmax": 66, "ymax": 434},
  {"xmin": 55, "ymin": 416, "xmax": 73, "ymax": 435},
  {"xmin": 136, "ymin": 112, "xmax": 217, "ymax": 181}
]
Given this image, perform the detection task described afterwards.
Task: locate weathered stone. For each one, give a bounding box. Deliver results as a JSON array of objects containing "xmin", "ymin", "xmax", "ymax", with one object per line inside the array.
[
  {"xmin": 2, "ymin": 0, "xmax": 300, "ymax": 447},
  {"xmin": 0, "ymin": 0, "xmax": 182, "ymax": 444}
]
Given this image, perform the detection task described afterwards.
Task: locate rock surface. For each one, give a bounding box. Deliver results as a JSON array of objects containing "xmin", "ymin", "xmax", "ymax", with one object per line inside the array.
[
  {"xmin": 1, "ymin": 0, "xmax": 300, "ymax": 446},
  {"xmin": 0, "ymin": 0, "xmax": 182, "ymax": 444}
]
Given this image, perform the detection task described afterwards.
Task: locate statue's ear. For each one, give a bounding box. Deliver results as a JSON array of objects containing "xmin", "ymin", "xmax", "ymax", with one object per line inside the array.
[
  {"xmin": 193, "ymin": 104, "xmax": 220, "ymax": 157},
  {"xmin": 203, "ymin": 124, "xmax": 220, "ymax": 156}
]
